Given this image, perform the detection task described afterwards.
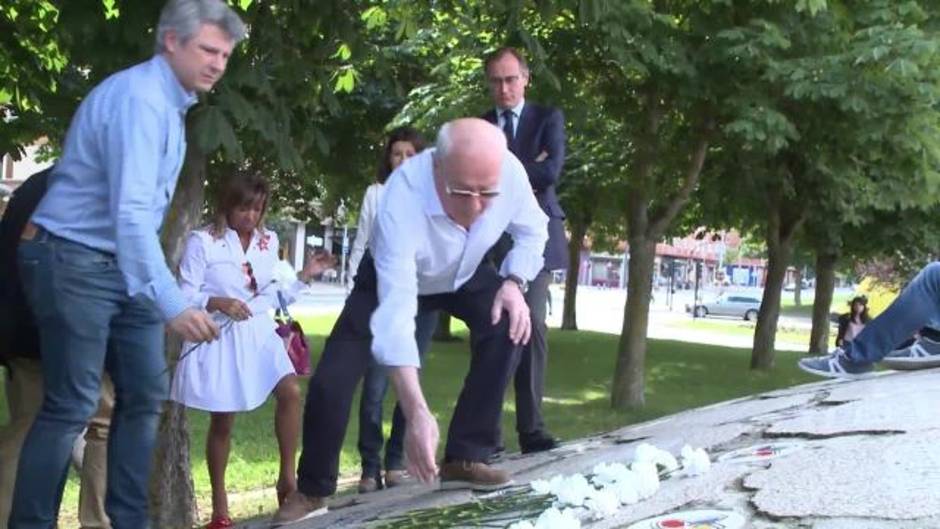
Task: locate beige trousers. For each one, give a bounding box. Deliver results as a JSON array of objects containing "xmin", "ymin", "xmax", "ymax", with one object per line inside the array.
[{"xmin": 0, "ymin": 358, "xmax": 114, "ymax": 529}]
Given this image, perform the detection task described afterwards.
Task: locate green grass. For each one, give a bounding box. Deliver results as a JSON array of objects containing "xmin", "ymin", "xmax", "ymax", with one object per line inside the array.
[
  {"xmin": 663, "ymin": 318, "xmax": 835, "ymax": 347},
  {"xmin": 0, "ymin": 314, "xmax": 817, "ymax": 524},
  {"xmin": 665, "ymin": 318, "xmax": 809, "ymax": 344},
  {"xmin": 779, "ymin": 290, "xmax": 852, "ymax": 318}
]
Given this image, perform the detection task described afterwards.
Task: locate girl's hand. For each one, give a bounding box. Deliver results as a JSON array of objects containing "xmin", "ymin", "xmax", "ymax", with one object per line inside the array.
[{"xmin": 207, "ymin": 297, "xmax": 252, "ymax": 321}]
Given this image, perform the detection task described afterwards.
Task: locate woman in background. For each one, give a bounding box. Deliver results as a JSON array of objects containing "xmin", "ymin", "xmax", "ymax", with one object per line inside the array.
[
  {"xmin": 348, "ymin": 127, "xmax": 437, "ymax": 493},
  {"xmin": 836, "ymin": 295, "xmax": 870, "ymax": 348}
]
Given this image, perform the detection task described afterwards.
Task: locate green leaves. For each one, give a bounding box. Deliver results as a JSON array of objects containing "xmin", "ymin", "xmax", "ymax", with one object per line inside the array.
[
  {"xmin": 724, "ymin": 105, "xmax": 799, "ymax": 154},
  {"xmin": 332, "ymin": 66, "xmax": 358, "ymax": 93},
  {"xmin": 101, "ymin": 0, "xmax": 119, "ymax": 19},
  {"xmin": 192, "ymin": 105, "xmax": 242, "ymax": 161},
  {"xmin": 795, "ymin": 0, "xmax": 828, "ymax": 16},
  {"xmin": 361, "ymin": 6, "xmax": 388, "ymax": 30}
]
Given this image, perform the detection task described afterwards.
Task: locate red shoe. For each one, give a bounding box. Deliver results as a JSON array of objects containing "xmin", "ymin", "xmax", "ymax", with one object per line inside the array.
[{"xmin": 206, "ymin": 514, "xmax": 234, "ymax": 529}]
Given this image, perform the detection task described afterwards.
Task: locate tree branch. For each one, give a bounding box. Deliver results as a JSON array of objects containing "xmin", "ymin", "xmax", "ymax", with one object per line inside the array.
[{"xmin": 649, "ymin": 128, "xmax": 711, "ymax": 239}]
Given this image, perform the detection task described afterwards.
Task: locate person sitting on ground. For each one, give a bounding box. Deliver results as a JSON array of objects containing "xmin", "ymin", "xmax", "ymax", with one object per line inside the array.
[
  {"xmin": 170, "ymin": 171, "xmax": 334, "ymax": 529},
  {"xmin": 835, "ymin": 295, "xmax": 870, "ymax": 348},
  {"xmin": 800, "ymin": 262, "xmax": 940, "ymax": 378},
  {"xmin": 272, "ymin": 118, "xmax": 548, "ymax": 526},
  {"xmin": 348, "ymin": 126, "xmax": 439, "ymax": 494}
]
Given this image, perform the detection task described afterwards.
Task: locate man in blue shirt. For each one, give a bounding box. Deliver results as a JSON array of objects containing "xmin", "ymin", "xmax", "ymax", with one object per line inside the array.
[{"xmin": 10, "ymin": 1, "xmax": 245, "ymax": 528}]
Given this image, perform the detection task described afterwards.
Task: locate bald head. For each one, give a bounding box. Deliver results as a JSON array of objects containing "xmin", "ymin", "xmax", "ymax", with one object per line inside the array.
[
  {"xmin": 436, "ymin": 118, "xmax": 506, "ymax": 168},
  {"xmin": 434, "ymin": 118, "xmax": 506, "ymax": 229}
]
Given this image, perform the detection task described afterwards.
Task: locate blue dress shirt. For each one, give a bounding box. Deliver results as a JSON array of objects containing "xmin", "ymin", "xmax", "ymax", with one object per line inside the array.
[{"xmin": 31, "ymin": 54, "xmax": 197, "ymax": 321}]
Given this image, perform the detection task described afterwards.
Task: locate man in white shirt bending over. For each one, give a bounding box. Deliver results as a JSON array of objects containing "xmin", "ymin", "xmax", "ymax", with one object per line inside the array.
[{"xmin": 273, "ymin": 118, "xmax": 548, "ymax": 525}]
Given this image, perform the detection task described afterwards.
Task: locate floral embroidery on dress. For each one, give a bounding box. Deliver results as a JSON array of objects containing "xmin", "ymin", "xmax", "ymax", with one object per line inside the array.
[{"xmin": 257, "ymin": 233, "xmax": 271, "ymax": 252}]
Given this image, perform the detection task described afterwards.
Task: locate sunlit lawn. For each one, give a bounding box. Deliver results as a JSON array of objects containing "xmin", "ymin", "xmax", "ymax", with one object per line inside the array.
[
  {"xmin": 0, "ymin": 314, "xmax": 817, "ymax": 525},
  {"xmin": 778, "ymin": 289, "xmax": 852, "ymax": 318}
]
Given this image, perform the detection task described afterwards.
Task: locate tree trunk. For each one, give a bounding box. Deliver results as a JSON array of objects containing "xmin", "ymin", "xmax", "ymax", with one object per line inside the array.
[
  {"xmin": 808, "ymin": 251, "xmax": 838, "ymax": 354},
  {"xmin": 751, "ymin": 199, "xmax": 802, "ymax": 370},
  {"xmin": 150, "ymin": 142, "xmax": 206, "ymax": 528},
  {"xmin": 793, "ymin": 267, "xmax": 802, "ymax": 306},
  {"xmin": 433, "ymin": 312, "xmax": 460, "ymax": 342},
  {"xmin": 611, "ymin": 238, "xmax": 656, "ymax": 409},
  {"xmin": 561, "ymin": 218, "xmax": 589, "ymax": 331}
]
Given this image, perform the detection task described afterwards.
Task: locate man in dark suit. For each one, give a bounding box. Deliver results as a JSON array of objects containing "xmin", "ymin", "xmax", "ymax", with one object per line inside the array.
[{"xmin": 482, "ymin": 47, "xmax": 568, "ymax": 454}]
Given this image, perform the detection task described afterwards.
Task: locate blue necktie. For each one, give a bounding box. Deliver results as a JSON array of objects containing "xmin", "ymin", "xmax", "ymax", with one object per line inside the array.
[{"xmin": 501, "ymin": 109, "xmax": 515, "ymax": 145}]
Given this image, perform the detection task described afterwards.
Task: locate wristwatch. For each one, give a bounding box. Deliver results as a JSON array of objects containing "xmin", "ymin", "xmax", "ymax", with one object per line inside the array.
[{"xmin": 505, "ymin": 274, "xmax": 528, "ymax": 293}]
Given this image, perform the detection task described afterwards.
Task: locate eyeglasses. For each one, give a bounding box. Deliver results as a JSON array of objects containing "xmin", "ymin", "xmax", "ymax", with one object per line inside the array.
[
  {"xmin": 487, "ymin": 74, "xmax": 523, "ymax": 87},
  {"xmin": 242, "ymin": 262, "xmax": 258, "ymax": 293},
  {"xmin": 445, "ymin": 182, "xmax": 501, "ymax": 198}
]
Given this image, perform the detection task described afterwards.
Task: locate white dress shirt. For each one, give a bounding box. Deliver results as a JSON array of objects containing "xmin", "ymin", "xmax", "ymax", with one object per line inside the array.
[
  {"xmin": 172, "ymin": 227, "xmax": 304, "ymax": 411},
  {"xmin": 496, "ymin": 99, "xmax": 526, "ymax": 137},
  {"xmin": 348, "ymin": 182, "xmax": 384, "ymax": 283},
  {"xmin": 369, "ymin": 148, "xmax": 548, "ymax": 368}
]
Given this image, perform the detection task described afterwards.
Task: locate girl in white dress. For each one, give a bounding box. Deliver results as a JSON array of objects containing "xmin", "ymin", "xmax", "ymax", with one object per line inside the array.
[{"xmin": 170, "ymin": 172, "xmax": 333, "ymax": 529}]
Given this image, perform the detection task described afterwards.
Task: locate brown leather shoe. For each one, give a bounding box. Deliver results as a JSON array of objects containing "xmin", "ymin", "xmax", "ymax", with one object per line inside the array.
[
  {"xmin": 439, "ymin": 460, "xmax": 513, "ymax": 491},
  {"xmin": 270, "ymin": 491, "xmax": 327, "ymax": 527},
  {"xmin": 384, "ymin": 469, "xmax": 409, "ymax": 488},
  {"xmin": 357, "ymin": 476, "xmax": 381, "ymax": 493}
]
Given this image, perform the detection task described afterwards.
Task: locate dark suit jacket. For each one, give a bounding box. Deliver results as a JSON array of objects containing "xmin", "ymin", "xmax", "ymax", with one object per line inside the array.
[
  {"xmin": 0, "ymin": 168, "xmax": 51, "ymax": 366},
  {"xmin": 483, "ymin": 102, "xmax": 569, "ymax": 271}
]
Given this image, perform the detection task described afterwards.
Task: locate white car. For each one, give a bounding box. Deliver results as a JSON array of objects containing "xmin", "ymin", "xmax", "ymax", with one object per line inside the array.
[{"xmin": 687, "ymin": 294, "xmax": 761, "ymax": 321}]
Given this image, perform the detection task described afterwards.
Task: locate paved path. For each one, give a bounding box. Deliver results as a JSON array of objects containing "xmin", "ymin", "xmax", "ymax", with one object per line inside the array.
[{"xmin": 241, "ymin": 368, "xmax": 940, "ymax": 528}]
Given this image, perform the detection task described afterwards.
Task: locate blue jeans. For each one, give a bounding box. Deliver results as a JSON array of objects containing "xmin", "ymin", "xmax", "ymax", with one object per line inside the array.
[
  {"xmin": 11, "ymin": 231, "xmax": 168, "ymax": 529},
  {"xmin": 846, "ymin": 262, "xmax": 940, "ymax": 364},
  {"xmin": 357, "ymin": 309, "xmax": 437, "ymax": 478}
]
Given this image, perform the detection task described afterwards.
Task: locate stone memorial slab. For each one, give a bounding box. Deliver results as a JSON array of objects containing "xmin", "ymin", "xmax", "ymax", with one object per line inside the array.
[
  {"xmin": 238, "ymin": 370, "xmax": 940, "ymax": 529},
  {"xmin": 624, "ymin": 509, "xmax": 745, "ymax": 529},
  {"xmin": 745, "ymin": 431, "xmax": 940, "ymax": 520},
  {"xmin": 716, "ymin": 441, "xmax": 806, "ymax": 463}
]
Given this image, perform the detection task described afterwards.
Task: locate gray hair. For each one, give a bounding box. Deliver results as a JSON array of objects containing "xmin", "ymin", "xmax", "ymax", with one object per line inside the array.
[{"xmin": 155, "ymin": 0, "xmax": 247, "ymax": 53}]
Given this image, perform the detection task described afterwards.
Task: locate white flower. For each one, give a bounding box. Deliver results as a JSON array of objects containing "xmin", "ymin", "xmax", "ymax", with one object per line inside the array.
[
  {"xmin": 584, "ymin": 487, "xmax": 619, "ymax": 519},
  {"xmin": 630, "ymin": 461, "xmax": 661, "ymax": 499},
  {"xmin": 509, "ymin": 522, "xmax": 536, "ymax": 529},
  {"xmin": 553, "ymin": 474, "xmax": 593, "ymax": 507},
  {"xmin": 531, "ymin": 474, "xmax": 566, "ymax": 496},
  {"xmin": 272, "ymin": 260, "xmax": 298, "ymax": 285},
  {"xmin": 633, "ymin": 442, "xmax": 679, "ymax": 472},
  {"xmin": 607, "ymin": 478, "xmax": 640, "ymax": 505},
  {"xmin": 591, "ymin": 462, "xmax": 630, "ymax": 487},
  {"xmin": 535, "ymin": 507, "xmax": 581, "ymax": 529},
  {"xmin": 531, "ymin": 478, "xmax": 554, "ymax": 495},
  {"xmin": 590, "ymin": 462, "xmax": 641, "ymax": 505},
  {"xmin": 680, "ymin": 444, "xmax": 711, "ymax": 476}
]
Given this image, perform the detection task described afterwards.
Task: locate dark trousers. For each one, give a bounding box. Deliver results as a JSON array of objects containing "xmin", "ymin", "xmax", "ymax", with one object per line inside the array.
[
  {"xmin": 514, "ymin": 269, "xmax": 551, "ymax": 436},
  {"xmin": 357, "ymin": 309, "xmax": 438, "ymax": 478},
  {"xmin": 297, "ymin": 254, "xmax": 522, "ymax": 497}
]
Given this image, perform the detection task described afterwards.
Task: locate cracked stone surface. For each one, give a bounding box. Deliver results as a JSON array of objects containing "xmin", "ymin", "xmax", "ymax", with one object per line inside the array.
[
  {"xmin": 768, "ymin": 385, "xmax": 940, "ymax": 437},
  {"xmin": 238, "ymin": 368, "xmax": 940, "ymax": 528},
  {"xmin": 746, "ymin": 431, "xmax": 940, "ymax": 520}
]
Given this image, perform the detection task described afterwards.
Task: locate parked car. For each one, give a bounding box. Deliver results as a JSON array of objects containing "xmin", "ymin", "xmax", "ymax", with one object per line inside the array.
[{"xmin": 686, "ymin": 294, "xmax": 761, "ymax": 321}]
